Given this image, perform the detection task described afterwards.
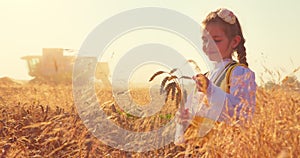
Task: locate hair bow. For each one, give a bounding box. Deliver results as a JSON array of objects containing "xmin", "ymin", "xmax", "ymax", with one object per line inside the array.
[{"xmin": 217, "ymin": 8, "xmax": 236, "ymax": 24}]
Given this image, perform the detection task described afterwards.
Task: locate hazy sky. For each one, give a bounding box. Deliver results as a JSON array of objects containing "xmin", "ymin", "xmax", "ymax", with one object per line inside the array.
[{"xmin": 1, "ymin": 0, "xmax": 299, "ymax": 85}]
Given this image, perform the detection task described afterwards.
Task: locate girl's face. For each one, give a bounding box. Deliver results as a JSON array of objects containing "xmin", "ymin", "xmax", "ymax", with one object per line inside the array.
[{"xmin": 202, "ymin": 23, "xmax": 240, "ymax": 61}]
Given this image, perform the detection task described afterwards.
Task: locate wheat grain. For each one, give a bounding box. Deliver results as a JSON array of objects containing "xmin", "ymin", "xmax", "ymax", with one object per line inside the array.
[{"xmin": 148, "ymin": 71, "xmax": 166, "ymax": 82}]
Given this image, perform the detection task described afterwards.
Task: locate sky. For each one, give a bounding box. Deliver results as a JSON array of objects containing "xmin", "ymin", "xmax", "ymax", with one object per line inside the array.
[{"xmin": 1, "ymin": 0, "xmax": 300, "ymax": 85}]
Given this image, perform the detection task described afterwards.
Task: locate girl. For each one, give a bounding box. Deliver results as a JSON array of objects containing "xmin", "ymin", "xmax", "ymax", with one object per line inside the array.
[{"xmin": 175, "ymin": 8, "xmax": 257, "ymax": 144}]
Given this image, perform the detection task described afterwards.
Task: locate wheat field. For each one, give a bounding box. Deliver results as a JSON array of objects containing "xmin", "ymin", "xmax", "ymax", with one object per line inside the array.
[{"xmin": 0, "ymin": 76, "xmax": 299, "ymax": 157}]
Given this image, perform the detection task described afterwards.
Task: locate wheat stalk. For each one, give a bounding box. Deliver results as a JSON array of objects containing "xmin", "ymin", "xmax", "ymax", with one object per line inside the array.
[
  {"xmin": 148, "ymin": 59, "xmax": 203, "ymax": 109},
  {"xmin": 187, "ymin": 59, "xmax": 201, "ymax": 73}
]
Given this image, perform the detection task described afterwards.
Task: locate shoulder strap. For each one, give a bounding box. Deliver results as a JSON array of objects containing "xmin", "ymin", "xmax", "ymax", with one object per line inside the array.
[
  {"xmin": 224, "ymin": 63, "xmax": 248, "ymax": 93},
  {"xmin": 214, "ymin": 61, "xmax": 237, "ymax": 87}
]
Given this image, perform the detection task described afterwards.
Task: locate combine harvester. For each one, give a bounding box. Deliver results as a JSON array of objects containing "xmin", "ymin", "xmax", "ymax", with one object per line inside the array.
[{"xmin": 21, "ymin": 48, "xmax": 111, "ymax": 87}]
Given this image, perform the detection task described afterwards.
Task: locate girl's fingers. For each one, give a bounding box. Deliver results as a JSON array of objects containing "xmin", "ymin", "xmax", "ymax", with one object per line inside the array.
[
  {"xmin": 176, "ymin": 108, "xmax": 190, "ymax": 119},
  {"xmin": 193, "ymin": 74, "xmax": 208, "ymax": 93},
  {"xmin": 179, "ymin": 107, "xmax": 188, "ymax": 113}
]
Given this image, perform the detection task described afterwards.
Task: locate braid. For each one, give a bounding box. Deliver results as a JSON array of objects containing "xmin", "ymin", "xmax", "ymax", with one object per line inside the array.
[
  {"xmin": 236, "ymin": 37, "xmax": 248, "ymax": 66},
  {"xmin": 235, "ymin": 18, "xmax": 248, "ymax": 67}
]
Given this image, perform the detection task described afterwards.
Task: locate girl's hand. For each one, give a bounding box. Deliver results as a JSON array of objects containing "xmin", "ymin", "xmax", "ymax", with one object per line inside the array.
[
  {"xmin": 175, "ymin": 108, "xmax": 191, "ymax": 124},
  {"xmin": 193, "ymin": 74, "xmax": 209, "ymax": 93}
]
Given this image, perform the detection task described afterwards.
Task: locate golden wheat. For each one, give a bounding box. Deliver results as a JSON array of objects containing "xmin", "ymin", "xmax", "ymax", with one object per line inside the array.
[{"xmin": 0, "ymin": 74, "xmax": 299, "ymax": 157}]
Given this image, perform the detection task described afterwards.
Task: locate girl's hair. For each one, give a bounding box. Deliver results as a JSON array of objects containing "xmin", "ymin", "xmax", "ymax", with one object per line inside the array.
[{"xmin": 202, "ymin": 8, "xmax": 248, "ymax": 66}]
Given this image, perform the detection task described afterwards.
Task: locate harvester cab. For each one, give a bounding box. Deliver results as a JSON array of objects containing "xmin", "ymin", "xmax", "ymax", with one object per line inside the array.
[
  {"xmin": 21, "ymin": 48, "xmax": 73, "ymax": 82},
  {"xmin": 22, "ymin": 48, "xmax": 111, "ymax": 87}
]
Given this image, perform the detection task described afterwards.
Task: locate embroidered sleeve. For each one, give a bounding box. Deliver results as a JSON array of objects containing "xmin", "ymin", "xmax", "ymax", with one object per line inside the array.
[{"xmin": 199, "ymin": 66, "xmax": 257, "ymax": 122}]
